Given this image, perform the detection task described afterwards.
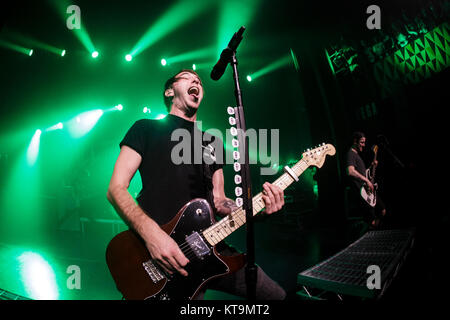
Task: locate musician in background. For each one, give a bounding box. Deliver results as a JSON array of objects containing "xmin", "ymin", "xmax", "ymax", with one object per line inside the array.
[
  {"xmin": 346, "ymin": 131, "xmax": 387, "ymax": 228},
  {"xmin": 107, "ymin": 69, "xmax": 286, "ymax": 300}
]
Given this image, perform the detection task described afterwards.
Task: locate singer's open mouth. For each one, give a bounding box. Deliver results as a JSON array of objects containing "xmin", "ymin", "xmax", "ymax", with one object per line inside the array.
[{"xmin": 188, "ymin": 86, "xmax": 199, "ymax": 96}]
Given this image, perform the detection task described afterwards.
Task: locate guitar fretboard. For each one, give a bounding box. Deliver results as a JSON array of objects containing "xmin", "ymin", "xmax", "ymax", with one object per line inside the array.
[{"xmin": 202, "ymin": 158, "xmax": 311, "ymax": 246}]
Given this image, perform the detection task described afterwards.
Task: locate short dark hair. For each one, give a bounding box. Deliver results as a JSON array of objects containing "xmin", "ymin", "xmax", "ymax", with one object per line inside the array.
[
  {"xmin": 352, "ymin": 131, "xmax": 365, "ymax": 143},
  {"xmin": 163, "ymin": 69, "xmax": 201, "ymax": 111}
]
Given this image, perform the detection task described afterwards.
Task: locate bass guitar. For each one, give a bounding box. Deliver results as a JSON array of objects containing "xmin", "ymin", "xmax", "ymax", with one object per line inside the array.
[
  {"xmin": 106, "ymin": 144, "xmax": 336, "ymax": 300},
  {"xmin": 360, "ymin": 144, "xmax": 378, "ymax": 207}
]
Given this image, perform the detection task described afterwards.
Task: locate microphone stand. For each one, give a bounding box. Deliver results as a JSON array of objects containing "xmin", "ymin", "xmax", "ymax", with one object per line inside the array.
[
  {"xmin": 230, "ymin": 51, "xmax": 257, "ymax": 300},
  {"xmin": 381, "ymin": 142, "xmax": 405, "ymax": 169},
  {"xmin": 377, "ymin": 135, "xmax": 405, "ymax": 169}
]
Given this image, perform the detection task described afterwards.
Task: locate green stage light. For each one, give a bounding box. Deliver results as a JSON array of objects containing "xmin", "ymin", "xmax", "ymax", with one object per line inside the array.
[
  {"xmin": 129, "ymin": 0, "xmax": 213, "ymax": 58},
  {"xmin": 155, "ymin": 114, "xmax": 167, "ymax": 120},
  {"xmin": 0, "ymin": 39, "xmax": 33, "ymax": 56},
  {"xmin": 2, "ymin": 30, "xmax": 67, "ymax": 57},
  {"xmin": 188, "ymin": 62, "xmax": 214, "ymax": 71},
  {"xmin": 91, "ymin": 51, "xmax": 99, "ymax": 58},
  {"xmin": 26, "ymin": 130, "xmax": 42, "ymax": 166},
  {"xmin": 246, "ymin": 75, "xmax": 252, "ymax": 82},
  {"xmin": 68, "ymin": 109, "xmax": 104, "ymax": 138},
  {"xmin": 104, "ymin": 104, "xmax": 124, "ymax": 113},
  {"xmin": 216, "ymin": 0, "xmax": 259, "ymax": 58},
  {"xmin": 161, "ymin": 58, "xmax": 167, "ymax": 66},
  {"xmin": 50, "ymin": 0, "xmax": 97, "ymax": 56},
  {"xmin": 125, "ymin": 54, "xmax": 132, "ymax": 61},
  {"xmin": 143, "ymin": 107, "xmax": 151, "ymax": 113},
  {"xmin": 61, "ymin": 49, "xmax": 66, "ymax": 57},
  {"xmin": 18, "ymin": 252, "xmax": 59, "ymax": 300},
  {"xmin": 46, "ymin": 122, "xmax": 64, "ymax": 132},
  {"xmin": 249, "ymin": 54, "xmax": 291, "ymax": 81},
  {"xmin": 290, "ymin": 48, "xmax": 299, "ymax": 71},
  {"xmin": 164, "ymin": 47, "xmax": 215, "ymax": 66},
  {"xmin": 28, "ymin": 49, "xmax": 33, "ymax": 56}
]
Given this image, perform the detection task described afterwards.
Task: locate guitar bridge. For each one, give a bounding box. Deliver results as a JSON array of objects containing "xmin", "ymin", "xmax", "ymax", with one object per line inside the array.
[{"xmin": 142, "ymin": 260, "xmax": 166, "ymax": 284}]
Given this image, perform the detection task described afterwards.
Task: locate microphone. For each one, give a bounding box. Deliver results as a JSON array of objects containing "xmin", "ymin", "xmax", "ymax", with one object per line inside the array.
[{"xmin": 210, "ymin": 26, "xmax": 246, "ymax": 81}]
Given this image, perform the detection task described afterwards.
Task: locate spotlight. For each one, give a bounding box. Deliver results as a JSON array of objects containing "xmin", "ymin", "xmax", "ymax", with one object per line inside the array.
[
  {"xmin": 247, "ymin": 55, "xmax": 291, "ymax": 81},
  {"xmin": 27, "ymin": 129, "xmax": 42, "ymax": 166},
  {"xmin": 192, "ymin": 64, "xmax": 196, "ymax": 71},
  {"xmin": 29, "ymin": 49, "xmax": 34, "ymax": 56},
  {"xmin": 46, "ymin": 122, "xmax": 64, "ymax": 131},
  {"xmin": 161, "ymin": 58, "xmax": 167, "ymax": 66},
  {"xmin": 68, "ymin": 109, "xmax": 103, "ymax": 138},
  {"xmin": 143, "ymin": 107, "xmax": 151, "ymax": 113},
  {"xmin": 91, "ymin": 51, "xmax": 99, "ymax": 58},
  {"xmin": 115, "ymin": 104, "xmax": 123, "ymax": 111},
  {"xmin": 128, "ymin": 1, "xmax": 214, "ymax": 58},
  {"xmin": 155, "ymin": 114, "xmax": 167, "ymax": 120},
  {"xmin": 61, "ymin": 50, "xmax": 66, "ymax": 57},
  {"xmin": 125, "ymin": 54, "xmax": 132, "ymax": 61}
]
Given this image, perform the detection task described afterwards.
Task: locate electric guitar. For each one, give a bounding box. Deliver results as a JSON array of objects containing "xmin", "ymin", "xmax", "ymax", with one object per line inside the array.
[
  {"xmin": 360, "ymin": 145, "xmax": 378, "ymax": 207},
  {"xmin": 106, "ymin": 144, "xmax": 336, "ymax": 300}
]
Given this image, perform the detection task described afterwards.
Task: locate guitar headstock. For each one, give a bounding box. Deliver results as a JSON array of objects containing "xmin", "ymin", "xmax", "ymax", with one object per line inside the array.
[
  {"xmin": 372, "ymin": 144, "xmax": 378, "ymax": 154},
  {"xmin": 302, "ymin": 143, "xmax": 336, "ymax": 168}
]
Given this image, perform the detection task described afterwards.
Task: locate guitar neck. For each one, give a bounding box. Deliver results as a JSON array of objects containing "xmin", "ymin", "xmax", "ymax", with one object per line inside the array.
[
  {"xmin": 202, "ymin": 158, "xmax": 310, "ymax": 246},
  {"xmin": 371, "ymin": 153, "xmax": 377, "ymax": 180}
]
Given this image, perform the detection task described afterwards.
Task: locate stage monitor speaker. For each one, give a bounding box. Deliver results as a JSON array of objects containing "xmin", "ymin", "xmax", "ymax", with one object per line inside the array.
[{"xmin": 297, "ymin": 228, "xmax": 415, "ymax": 300}]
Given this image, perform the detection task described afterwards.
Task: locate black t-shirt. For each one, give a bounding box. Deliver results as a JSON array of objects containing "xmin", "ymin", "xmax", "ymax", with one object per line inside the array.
[
  {"xmin": 120, "ymin": 114, "xmax": 223, "ymax": 225},
  {"xmin": 346, "ymin": 148, "xmax": 367, "ymax": 190}
]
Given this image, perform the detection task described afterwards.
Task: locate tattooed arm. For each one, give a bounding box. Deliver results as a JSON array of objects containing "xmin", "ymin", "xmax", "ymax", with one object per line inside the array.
[
  {"xmin": 211, "ymin": 169, "xmax": 285, "ymax": 217},
  {"xmin": 211, "ymin": 169, "xmax": 238, "ymax": 216},
  {"xmin": 215, "ymin": 198, "xmax": 240, "ymax": 216}
]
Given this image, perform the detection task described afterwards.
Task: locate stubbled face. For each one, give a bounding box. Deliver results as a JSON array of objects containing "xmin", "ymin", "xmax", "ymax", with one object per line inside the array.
[
  {"xmin": 166, "ymin": 71, "xmax": 204, "ymax": 111},
  {"xmin": 355, "ymin": 137, "xmax": 366, "ymax": 152}
]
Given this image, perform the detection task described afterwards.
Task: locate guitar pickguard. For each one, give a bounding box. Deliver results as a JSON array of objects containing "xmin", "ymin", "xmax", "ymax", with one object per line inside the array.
[{"xmin": 145, "ymin": 199, "xmax": 230, "ymax": 300}]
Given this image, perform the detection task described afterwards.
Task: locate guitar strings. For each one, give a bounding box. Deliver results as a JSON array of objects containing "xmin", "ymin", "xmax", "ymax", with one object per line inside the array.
[
  {"xmin": 175, "ymin": 161, "xmax": 305, "ymax": 257},
  {"xmin": 152, "ymin": 157, "xmax": 315, "ymax": 273}
]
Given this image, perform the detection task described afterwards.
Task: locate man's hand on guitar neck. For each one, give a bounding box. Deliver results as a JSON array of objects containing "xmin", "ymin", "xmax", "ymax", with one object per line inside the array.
[
  {"xmin": 371, "ymin": 160, "xmax": 378, "ymax": 168},
  {"xmin": 261, "ymin": 182, "xmax": 285, "ymax": 215},
  {"xmin": 215, "ymin": 182, "xmax": 284, "ymax": 217}
]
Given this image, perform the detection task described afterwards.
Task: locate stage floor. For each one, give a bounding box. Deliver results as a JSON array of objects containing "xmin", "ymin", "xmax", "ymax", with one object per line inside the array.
[{"xmin": 0, "ymin": 209, "xmax": 437, "ymax": 301}]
